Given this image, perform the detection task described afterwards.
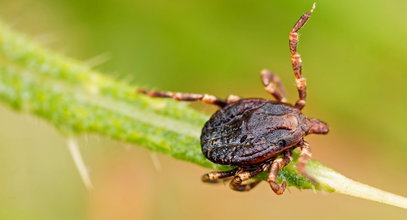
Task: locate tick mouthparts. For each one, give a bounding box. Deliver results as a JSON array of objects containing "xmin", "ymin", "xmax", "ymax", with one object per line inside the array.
[{"xmin": 308, "ymin": 118, "xmax": 329, "ymax": 135}]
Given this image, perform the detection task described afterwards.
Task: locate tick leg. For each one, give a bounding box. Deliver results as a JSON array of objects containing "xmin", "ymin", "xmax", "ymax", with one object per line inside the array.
[
  {"xmin": 229, "ymin": 163, "xmax": 269, "ymax": 192},
  {"xmin": 297, "ymin": 141, "xmax": 318, "ymax": 184},
  {"xmin": 138, "ymin": 89, "xmax": 227, "ymax": 108},
  {"xmin": 226, "ymin": 94, "xmax": 241, "ymax": 104},
  {"xmin": 267, "ymin": 151, "xmax": 293, "ymax": 195},
  {"xmin": 289, "ymin": 3, "xmax": 315, "ymax": 110},
  {"xmin": 230, "ymin": 178, "xmax": 261, "ymax": 192},
  {"xmin": 201, "ymin": 168, "xmax": 239, "ymax": 184},
  {"xmin": 260, "ymin": 69, "xmax": 287, "ymax": 102}
]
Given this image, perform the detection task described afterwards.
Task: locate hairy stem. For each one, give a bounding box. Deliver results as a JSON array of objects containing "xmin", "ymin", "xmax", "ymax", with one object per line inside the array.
[{"xmin": 0, "ymin": 23, "xmax": 406, "ymax": 209}]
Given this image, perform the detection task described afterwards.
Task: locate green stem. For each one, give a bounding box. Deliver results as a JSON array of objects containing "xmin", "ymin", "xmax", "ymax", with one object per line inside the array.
[{"xmin": 0, "ymin": 22, "xmax": 406, "ymax": 210}]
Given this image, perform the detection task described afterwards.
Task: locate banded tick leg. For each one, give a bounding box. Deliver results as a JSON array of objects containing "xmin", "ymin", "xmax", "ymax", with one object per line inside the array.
[
  {"xmin": 289, "ymin": 3, "xmax": 315, "ymax": 110},
  {"xmin": 268, "ymin": 151, "xmax": 293, "ymax": 195},
  {"xmin": 297, "ymin": 141, "xmax": 318, "ymax": 184},
  {"xmin": 138, "ymin": 89, "xmax": 228, "ymax": 108},
  {"xmin": 229, "ymin": 163, "xmax": 269, "ymax": 192},
  {"xmin": 260, "ymin": 69, "xmax": 287, "ymax": 102},
  {"xmin": 201, "ymin": 168, "xmax": 239, "ymax": 184}
]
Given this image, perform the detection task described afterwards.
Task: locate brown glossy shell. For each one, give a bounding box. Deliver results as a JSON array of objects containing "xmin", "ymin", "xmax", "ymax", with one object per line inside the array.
[{"xmin": 200, "ymin": 99, "xmax": 310, "ymax": 166}]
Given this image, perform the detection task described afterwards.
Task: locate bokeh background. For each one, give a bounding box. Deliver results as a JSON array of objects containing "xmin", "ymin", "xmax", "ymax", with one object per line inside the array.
[{"xmin": 1, "ymin": 0, "xmax": 407, "ymax": 219}]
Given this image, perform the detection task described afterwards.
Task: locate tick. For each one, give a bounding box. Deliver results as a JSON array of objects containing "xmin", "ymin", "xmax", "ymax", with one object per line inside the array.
[{"xmin": 139, "ymin": 4, "xmax": 329, "ymax": 195}]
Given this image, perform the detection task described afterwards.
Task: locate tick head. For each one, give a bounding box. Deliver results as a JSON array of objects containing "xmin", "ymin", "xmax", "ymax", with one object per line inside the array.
[{"xmin": 307, "ymin": 118, "xmax": 329, "ymax": 135}]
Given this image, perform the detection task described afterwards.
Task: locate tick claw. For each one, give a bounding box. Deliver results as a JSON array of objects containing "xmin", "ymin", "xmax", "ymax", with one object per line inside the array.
[
  {"xmin": 281, "ymin": 181, "xmax": 287, "ymax": 188},
  {"xmin": 269, "ymin": 181, "xmax": 287, "ymax": 195},
  {"xmin": 201, "ymin": 174, "xmax": 212, "ymax": 183}
]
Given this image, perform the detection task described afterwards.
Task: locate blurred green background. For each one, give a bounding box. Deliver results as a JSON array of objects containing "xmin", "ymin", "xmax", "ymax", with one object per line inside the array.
[{"xmin": 1, "ymin": 0, "xmax": 407, "ymax": 219}]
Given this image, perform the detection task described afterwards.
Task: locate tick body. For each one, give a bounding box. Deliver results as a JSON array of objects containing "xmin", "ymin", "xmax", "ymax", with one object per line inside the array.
[
  {"xmin": 139, "ymin": 3, "xmax": 329, "ymax": 195},
  {"xmin": 201, "ymin": 99, "xmax": 310, "ymax": 166}
]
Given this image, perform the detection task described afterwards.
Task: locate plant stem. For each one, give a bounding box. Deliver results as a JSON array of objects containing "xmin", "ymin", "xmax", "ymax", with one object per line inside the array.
[
  {"xmin": 0, "ymin": 22, "xmax": 406, "ymax": 210},
  {"xmin": 307, "ymin": 162, "xmax": 407, "ymax": 209}
]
